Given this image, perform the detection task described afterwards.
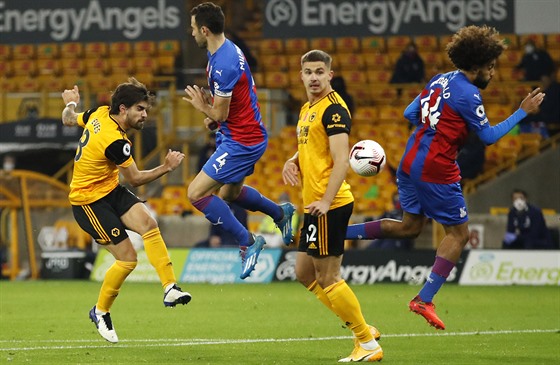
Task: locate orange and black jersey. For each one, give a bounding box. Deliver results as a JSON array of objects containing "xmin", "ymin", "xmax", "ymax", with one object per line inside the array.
[
  {"xmin": 297, "ymin": 91, "xmax": 354, "ymax": 210},
  {"xmin": 69, "ymin": 106, "xmax": 134, "ymax": 205}
]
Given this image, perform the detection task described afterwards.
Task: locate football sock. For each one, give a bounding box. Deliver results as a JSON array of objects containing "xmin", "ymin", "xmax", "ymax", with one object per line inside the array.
[
  {"xmin": 233, "ymin": 185, "xmax": 283, "ymax": 222},
  {"xmin": 324, "ymin": 280, "xmax": 373, "ymax": 344},
  {"xmin": 307, "ymin": 280, "xmax": 334, "ymax": 311},
  {"xmin": 418, "ymin": 256, "xmax": 455, "ymax": 303},
  {"xmin": 142, "ymin": 227, "xmax": 176, "ymax": 289},
  {"xmin": 97, "ymin": 260, "xmax": 137, "ymax": 313},
  {"xmin": 193, "ymin": 195, "xmax": 249, "ymax": 246},
  {"xmin": 346, "ymin": 220, "xmax": 381, "ymax": 240}
]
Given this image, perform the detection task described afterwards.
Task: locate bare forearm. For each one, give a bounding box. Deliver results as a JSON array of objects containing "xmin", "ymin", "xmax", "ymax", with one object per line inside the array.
[
  {"xmin": 127, "ymin": 165, "xmax": 172, "ymax": 187},
  {"xmin": 62, "ymin": 105, "xmax": 79, "ymax": 126}
]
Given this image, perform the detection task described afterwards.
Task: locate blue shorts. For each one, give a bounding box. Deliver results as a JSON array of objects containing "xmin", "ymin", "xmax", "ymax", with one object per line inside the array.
[
  {"xmin": 396, "ymin": 170, "xmax": 468, "ymax": 226},
  {"xmin": 202, "ymin": 133, "xmax": 267, "ymax": 184}
]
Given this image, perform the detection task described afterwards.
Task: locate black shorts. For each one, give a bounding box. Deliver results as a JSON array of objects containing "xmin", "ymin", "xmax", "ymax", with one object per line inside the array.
[
  {"xmin": 298, "ymin": 202, "xmax": 353, "ymax": 257},
  {"xmin": 72, "ymin": 185, "xmax": 142, "ymax": 245}
]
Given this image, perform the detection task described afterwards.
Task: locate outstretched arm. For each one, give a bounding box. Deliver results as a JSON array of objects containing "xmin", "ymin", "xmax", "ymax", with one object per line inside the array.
[
  {"xmin": 61, "ymin": 85, "xmax": 81, "ymax": 126},
  {"xmin": 118, "ymin": 149, "xmax": 185, "ymax": 187},
  {"xmin": 477, "ymin": 87, "xmax": 545, "ymax": 145}
]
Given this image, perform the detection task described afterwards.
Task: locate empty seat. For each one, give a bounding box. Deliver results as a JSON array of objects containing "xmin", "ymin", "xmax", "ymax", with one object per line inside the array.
[
  {"xmin": 386, "ymin": 35, "xmax": 411, "ymax": 52},
  {"xmin": 284, "ymin": 38, "xmax": 308, "ymax": 55},
  {"xmin": 361, "ymin": 36, "xmax": 386, "ymax": 53},
  {"xmin": 12, "ymin": 59, "xmax": 37, "ymax": 77},
  {"xmin": 12, "ymin": 44, "xmax": 36, "ymax": 60},
  {"xmin": 501, "ymin": 33, "xmax": 520, "ymax": 50},
  {"xmin": 85, "ymin": 42, "xmax": 108, "ymax": 58},
  {"xmin": 519, "ymin": 34, "xmax": 545, "ymax": 48},
  {"xmin": 335, "ymin": 37, "xmax": 360, "ymax": 53},
  {"xmin": 158, "ymin": 40, "xmax": 181, "ymax": 56},
  {"xmin": 264, "ymin": 71, "xmax": 289, "ymax": 88},
  {"xmin": 364, "ymin": 53, "xmax": 392, "ymax": 70},
  {"xmin": 60, "ymin": 42, "xmax": 84, "ymax": 58},
  {"xmin": 36, "ymin": 43, "xmax": 60, "ymax": 59},
  {"xmin": 310, "ymin": 37, "xmax": 336, "ymax": 53},
  {"xmin": 85, "ymin": 58, "xmax": 111, "ymax": 76},
  {"xmin": 337, "ymin": 53, "xmax": 366, "ymax": 70},
  {"xmin": 134, "ymin": 41, "xmax": 157, "ymax": 56},
  {"xmin": 110, "ymin": 42, "xmax": 133, "ymax": 57},
  {"xmin": 260, "ymin": 54, "xmax": 288, "ymax": 72},
  {"xmin": 0, "ymin": 45, "xmax": 12, "ymax": 60},
  {"xmin": 499, "ymin": 49, "xmax": 522, "ymax": 67},
  {"xmin": 36, "ymin": 59, "xmax": 62, "ymax": 76},
  {"xmin": 414, "ymin": 35, "xmax": 439, "ymax": 51},
  {"xmin": 366, "ymin": 69, "xmax": 391, "ymax": 85},
  {"xmin": 546, "ymin": 33, "xmax": 560, "ymax": 49},
  {"xmin": 259, "ymin": 38, "xmax": 284, "ymax": 55},
  {"xmin": 61, "ymin": 59, "xmax": 86, "ymax": 76}
]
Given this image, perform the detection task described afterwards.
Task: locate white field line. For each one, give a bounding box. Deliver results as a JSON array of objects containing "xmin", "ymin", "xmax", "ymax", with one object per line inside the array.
[{"xmin": 0, "ymin": 329, "xmax": 558, "ymax": 352}]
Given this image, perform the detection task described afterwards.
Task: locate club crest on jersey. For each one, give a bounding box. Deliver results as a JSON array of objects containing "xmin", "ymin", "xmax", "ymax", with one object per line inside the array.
[
  {"xmin": 123, "ymin": 143, "xmax": 131, "ymax": 156},
  {"xmin": 309, "ymin": 112, "xmax": 317, "ymax": 122},
  {"xmin": 111, "ymin": 228, "xmax": 120, "ymax": 237}
]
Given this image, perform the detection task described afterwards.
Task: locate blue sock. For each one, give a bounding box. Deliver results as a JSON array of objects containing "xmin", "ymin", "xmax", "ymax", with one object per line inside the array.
[
  {"xmin": 192, "ymin": 196, "xmax": 249, "ymax": 246},
  {"xmin": 233, "ymin": 185, "xmax": 283, "ymax": 221},
  {"xmin": 346, "ymin": 224, "xmax": 366, "ymax": 240},
  {"xmin": 418, "ymin": 271, "xmax": 446, "ymax": 303}
]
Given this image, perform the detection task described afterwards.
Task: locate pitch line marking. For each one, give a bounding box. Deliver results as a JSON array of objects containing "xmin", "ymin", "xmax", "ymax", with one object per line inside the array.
[{"xmin": 0, "ymin": 329, "xmax": 558, "ymax": 352}]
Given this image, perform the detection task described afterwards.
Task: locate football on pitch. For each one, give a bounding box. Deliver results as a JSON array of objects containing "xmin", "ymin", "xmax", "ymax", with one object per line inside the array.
[{"xmin": 349, "ymin": 139, "xmax": 386, "ymax": 177}]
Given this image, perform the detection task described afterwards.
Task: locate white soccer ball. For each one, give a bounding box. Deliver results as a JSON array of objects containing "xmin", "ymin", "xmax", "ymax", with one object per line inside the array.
[{"xmin": 349, "ymin": 140, "xmax": 386, "ymax": 177}]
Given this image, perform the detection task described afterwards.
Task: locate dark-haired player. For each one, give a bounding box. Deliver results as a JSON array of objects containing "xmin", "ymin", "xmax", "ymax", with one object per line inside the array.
[{"xmin": 61, "ymin": 78, "xmax": 191, "ymax": 343}]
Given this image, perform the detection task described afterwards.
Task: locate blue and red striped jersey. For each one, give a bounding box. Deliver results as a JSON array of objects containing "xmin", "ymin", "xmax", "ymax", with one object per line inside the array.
[{"xmin": 207, "ymin": 39, "xmax": 267, "ymax": 146}]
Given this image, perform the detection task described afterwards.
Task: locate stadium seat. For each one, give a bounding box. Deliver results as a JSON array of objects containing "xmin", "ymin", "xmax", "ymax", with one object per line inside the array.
[
  {"xmin": 259, "ymin": 38, "xmax": 284, "ymax": 55},
  {"xmin": 485, "ymin": 104, "xmax": 512, "ymax": 121},
  {"xmin": 337, "ymin": 53, "xmax": 366, "ymax": 70},
  {"xmin": 353, "ymin": 106, "xmax": 378, "ymax": 122},
  {"xmin": 501, "ymin": 33, "xmax": 519, "ymax": 50},
  {"xmin": 252, "ymin": 71, "xmax": 264, "ymax": 87},
  {"xmin": 546, "ymin": 33, "xmax": 560, "ymax": 49},
  {"xmin": 36, "ymin": 59, "xmax": 62, "ymax": 76},
  {"xmin": 438, "ymin": 34, "xmax": 454, "ymax": 50},
  {"xmin": 15, "ymin": 76, "xmax": 41, "ymax": 92},
  {"xmin": 505, "ymin": 82, "xmax": 533, "ymax": 104},
  {"xmin": 288, "ymin": 86, "xmax": 306, "ymax": 104},
  {"xmin": 36, "ymin": 43, "xmax": 60, "ymax": 59},
  {"xmin": 264, "ymin": 71, "xmax": 289, "ymax": 88},
  {"xmin": 370, "ymin": 86, "xmax": 398, "ymax": 105},
  {"xmin": 399, "ymin": 84, "xmax": 423, "ymax": 101},
  {"xmin": 61, "ymin": 58, "xmax": 86, "ymax": 76},
  {"xmin": 366, "ymin": 69, "xmax": 391, "ymax": 85},
  {"xmin": 0, "ymin": 44, "xmax": 12, "ymax": 60},
  {"xmin": 419, "ymin": 51, "xmax": 444, "ymax": 71},
  {"xmin": 110, "ymin": 42, "xmax": 133, "ymax": 57},
  {"xmin": 499, "ymin": 49, "xmax": 522, "ymax": 67},
  {"xmin": 12, "ymin": 44, "xmax": 36, "ymax": 60},
  {"xmin": 157, "ymin": 55, "xmax": 176, "ymax": 74},
  {"xmin": 348, "ymin": 84, "xmax": 373, "ymax": 106},
  {"xmin": 341, "ymin": 70, "xmax": 367, "ymax": 85},
  {"xmin": 84, "ymin": 42, "xmax": 108, "ymax": 58},
  {"xmin": 361, "ymin": 36, "xmax": 386, "ymax": 53},
  {"xmin": 110, "ymin": 57, "xmax": 135, "ymax": 75},
  {"xmin": 364, "ymin": 53, "xmax": 392, "ymax": 70},
  {"xmin": 260, "ymin": 54, "xmax": 288, "ymax": 72},
  {"xmin": 386, "ymin": 35, "xmax": 411, "ymax": 52},
  {"xmin": 496, "ymin": 135, "xmax": 522, "ymax": 159},
  {"xmin": 134, "ymin": 41, "xmax": 157, "ymax": 56},
  {"xmin": 288, "ymin": 70, "xmax": 302, "ymax": 87},
  {"xmin": 414, "ymin": 35, "xmax": 439, "ymax": 51},
  {"xmin": 284, "ymin": 38, "xmax": 308, "ymax": 55},
  {"xmin": 85, "ymin": 58, "xmax": 111, "ymax": 76},
  {"xmin": 134, "ymin": 57, "xmax": 159, "ymax": 75},
  {"xmin": 287, "ymin": 55, "xmax": 303, "ymax": 70},
  {"xmin": 158, "ymin": 40, "xmax": 181, "ymax": 56},
  {"xmin": 12, "ymin": 60, "xmax": 37, "ymax": 77},
  {"xmin": 378, "ymin": 105, "xmax": 404, "ymax": 124},
  {"xmin": 497, "ymin": 66, "xmax": 522, "ymax": 82},
  {"xmin": 481, "ymin": 84, "xmax": 508, "ymax": 104},
  {"xmin": 335, "ymin": 37, "xmax": 360, "ymax": 53},
  {"xmin": 519, "ymin": 132, "xmax": 542, "ymax": 154},
  {"xmin": 0, "ymin": 60, "xmax": 13, "ymax": 78},
  {"xmin": 309, "ymin": 37, "xmax": 336, "ymax": 53},
  {"xmin": 60, "ymin": 42, "xmax": 84, "ymax": 58}
]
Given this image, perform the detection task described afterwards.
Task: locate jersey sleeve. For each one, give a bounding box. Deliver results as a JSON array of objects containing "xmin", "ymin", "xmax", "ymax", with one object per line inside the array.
[
  {"xmin": 322, "ymin": 104, "xmax": 351, "ymax": 136},
  {"xmin": 212, "ymin": 66, "xmax": 240, "ymax": 98},
  {"xmin": 104, "ymin": 139, "xmax": 133, "ymax": 166},
  {"xmin": 76, "ymin": 108, "xmax": 98, "ymax": 128},
  {"xmin": 454, "ymin": 90, "xmax": 489, "ymax": 133}
]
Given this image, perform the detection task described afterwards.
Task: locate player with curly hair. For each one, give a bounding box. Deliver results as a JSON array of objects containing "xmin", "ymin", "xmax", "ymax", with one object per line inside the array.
[{"xmin": 346, "ymin": 25, "xmax": 545, "ymax": 330}]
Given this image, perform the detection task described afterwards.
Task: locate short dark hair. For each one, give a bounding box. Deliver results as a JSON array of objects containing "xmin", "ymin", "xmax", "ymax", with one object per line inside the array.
[
  {"xmin": 110, "ymin": 77, "xmax": 155, "ymax": 114},
  {"xmin": 190, "ymin": 2, "xmax": 225, "ymax": 34},
  {"xmin": 512, "ymin": 189, "xmax": 528, "ymax": 199},
  {"xmin": 301, "ymin": 50, "xmax": 332, "ymax": 69},
  {"xmin": 446, "ymin": 25, "xmax": 506, "ymax": 71}
]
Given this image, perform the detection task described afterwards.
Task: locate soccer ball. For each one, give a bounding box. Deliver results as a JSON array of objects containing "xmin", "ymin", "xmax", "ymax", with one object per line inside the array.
[{"xmin": 349, "ymin": 140, "xmax": 386, "ymax": 177}]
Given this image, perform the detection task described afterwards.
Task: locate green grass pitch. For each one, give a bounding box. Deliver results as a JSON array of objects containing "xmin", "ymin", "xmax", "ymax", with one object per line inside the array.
[{"xmin": 1, "ymin": 281, "xmax": 559, "ymax": 364}]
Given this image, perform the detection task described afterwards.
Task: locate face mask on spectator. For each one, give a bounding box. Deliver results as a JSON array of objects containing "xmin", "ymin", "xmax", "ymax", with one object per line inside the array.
[{"xmin": 513, "ymin": 198, "xmax": 527, "ymax": 211}]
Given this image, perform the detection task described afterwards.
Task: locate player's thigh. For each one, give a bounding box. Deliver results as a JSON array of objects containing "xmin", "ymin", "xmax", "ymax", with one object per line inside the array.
[
  {"xmin": 417, "ymin": 181, "xmax": 468, "ymax": 225},
  {"xmin": 120, "ymin": 202, "xmax": 157, "ymax": 235},
  {"xmin": 312, "ymin": 255, "xmax": 343, "ymax": 286},
  {"xmin": 188, "ymin": 170, "xmax": 224, "ymax": 201},
  {"xmin": 299, "ymin": 203, "xmax": 353, "ymax": 257},
  {"xmin": 294, "ymin": 251, "xmax": 315, "ymax": 287},
  {"xmin": 105, "ymin": 238, "xmax": 137, "ymax": 262},
  {"xmin": 72, "ymin": 200, "xmax": 129, "ymax": 245},
  {"xmin": 397, "ymin": 171, "xmax": 423, "ymax": 215}
]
